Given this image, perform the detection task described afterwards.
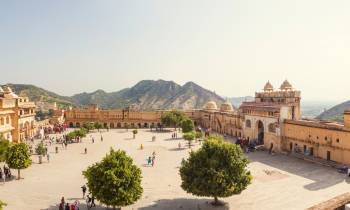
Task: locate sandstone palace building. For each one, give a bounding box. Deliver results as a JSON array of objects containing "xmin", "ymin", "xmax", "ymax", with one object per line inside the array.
[
  {"xmin": 64, "ymin": 80, "xmax": 350, "ymax": 165},
  {"xmin": 0, "ymin": 86, "xmax": 36, "ymax": 142}
]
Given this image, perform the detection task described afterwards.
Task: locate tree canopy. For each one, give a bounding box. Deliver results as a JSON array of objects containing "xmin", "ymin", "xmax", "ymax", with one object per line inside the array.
[
  {"xmin": 183, "ymin": 132, "xmax": 195, "ymax": 148},
  {"xmin": 180, "ymin": 136, "xmax": 252, "ymax": 205},
  {"xmin": 161, "ymin": 110, "xmax": 185, "ymax": 128},
  {"xmin": 6, "ymin": 143, "xmax": 32, "ymax": 179},
  {"xmin": 0, "ymin": 136, "xmax": 11, "ymax": 162},
  {"xmin": 181, "ymin": 118, "xmax": 195, "ymax": 133},
  {"xmin": 83, "ymin": 148, "xmax": 143, "ymax": 209}
]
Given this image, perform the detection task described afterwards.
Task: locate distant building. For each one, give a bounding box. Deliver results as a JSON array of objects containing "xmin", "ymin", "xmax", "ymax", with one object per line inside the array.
[{"xmin": 63, "ymin": 80, "xmax": 350, "ymax": 165}]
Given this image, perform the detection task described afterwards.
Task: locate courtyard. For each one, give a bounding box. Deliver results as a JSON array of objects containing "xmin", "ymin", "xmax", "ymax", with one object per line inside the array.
[{"xmin": 0, "ymin": 129, "xmax": 349, "ymax": 210}]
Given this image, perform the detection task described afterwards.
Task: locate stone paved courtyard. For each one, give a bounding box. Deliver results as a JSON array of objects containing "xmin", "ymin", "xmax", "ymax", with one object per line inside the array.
[{"xmin": 0, "ymin": 129, "xmax": 349, "ymax": 210}]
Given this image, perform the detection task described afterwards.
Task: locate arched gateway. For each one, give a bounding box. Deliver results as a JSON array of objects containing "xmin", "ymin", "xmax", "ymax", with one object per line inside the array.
[{"xmin": 256, "ymin": 120, "xmax": 264, "ymax": 145}]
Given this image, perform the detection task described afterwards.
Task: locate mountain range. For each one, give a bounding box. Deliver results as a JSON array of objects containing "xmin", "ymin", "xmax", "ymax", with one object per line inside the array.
[
  {"xmin": 5, "ymin": 80, "xmax": 227, "ymax": 111},
  {"xmin": 317, "ymin": 100, "xmax": 350, "ymax": 122}
]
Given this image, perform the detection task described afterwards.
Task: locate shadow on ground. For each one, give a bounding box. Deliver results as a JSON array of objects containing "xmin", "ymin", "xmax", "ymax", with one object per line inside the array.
[
  {"xmin": 247, "ymin": 151, "xmax": 350, "ymax": 191},
  {"xmin": 138, "ymin": 198, "xmax": 229, "ymax": 210}
]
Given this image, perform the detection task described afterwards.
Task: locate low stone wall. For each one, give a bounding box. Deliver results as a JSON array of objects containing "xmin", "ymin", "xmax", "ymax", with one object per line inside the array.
[{"xmin": 307, "ymin": 192, "xmax": 350, "ymax": 210}]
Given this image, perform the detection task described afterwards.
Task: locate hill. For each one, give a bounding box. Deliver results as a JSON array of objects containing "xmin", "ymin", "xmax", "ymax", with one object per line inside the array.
[
  {"xmin": 5, "ymin": 84, "xmax": 75, "ymax": 110},
  {"xmin": 317, "ymin": 100, "xmax": 350, "ymax": 122},
  {"xmin": 5, "ymin": 80, "xmax": 226, "ymax": 111},
  {"xmin": 72, "ymin": 80, "xmax": 225, "ymax": 110}
]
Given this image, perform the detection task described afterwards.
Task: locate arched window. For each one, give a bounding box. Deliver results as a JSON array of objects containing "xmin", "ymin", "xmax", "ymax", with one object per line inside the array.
[
  {"xmin": 6, "ymin": 116, "xmax": 9, "ymax": 124},
  {"xmin": 0, "ymin": 117, "xmax": 4, "ymax": 125},
  {"xmin": 245, "ymin": 120, "xmax": 251, "ymax": 128},
  {"xmin": 268, "ymin": 123, "xmax": 276, "ymax": 133}
]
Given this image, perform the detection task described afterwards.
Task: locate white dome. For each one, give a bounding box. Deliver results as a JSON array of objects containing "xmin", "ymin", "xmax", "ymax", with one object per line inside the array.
[
  {"xmin": 220, "ymin": 101, "xmax": 234, "ymax": 112},
  {"xmin": 205, "ymin": 101, "xmax": 218, "ymax": 110}
]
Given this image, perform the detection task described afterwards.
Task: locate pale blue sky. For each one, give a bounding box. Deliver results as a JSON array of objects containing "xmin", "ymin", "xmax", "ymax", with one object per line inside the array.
[{"xmin": 0, "ymin": 0, "xmax": 349, "ymax": 102}]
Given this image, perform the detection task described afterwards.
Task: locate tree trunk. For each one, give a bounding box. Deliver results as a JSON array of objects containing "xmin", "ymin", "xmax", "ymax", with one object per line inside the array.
[
  {"xmin": 17, "ymin": 169, "xmax": 20, "ymax": 180},
  {"xmin": 214, "ymin": 197, "xmax": 218, "ymax": 205}
]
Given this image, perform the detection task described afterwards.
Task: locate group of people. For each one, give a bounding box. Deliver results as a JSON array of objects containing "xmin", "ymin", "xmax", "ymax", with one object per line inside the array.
[
  {"xmin": 171, "ymin": 132, "xmax": 178, "ymax": 139},
  {"xmin": 235, "ymin": 137, "xmax": 259, "ymax": 153},
  {"xmin": 0, "ymin": 165, "xmax": 11, "ymax": 182},
  {"xmin": 147, "ymin": 151, "xmax": 156, "ymax": 167},
  {"xmin": 59, "ymin": 197, "xmax": 80, "ymax": 210}
]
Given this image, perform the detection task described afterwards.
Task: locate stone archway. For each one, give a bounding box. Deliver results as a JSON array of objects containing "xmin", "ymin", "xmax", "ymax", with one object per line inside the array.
[{"xmin": 256, "ymin": 120, "xmax": 264, "ymax": 145}]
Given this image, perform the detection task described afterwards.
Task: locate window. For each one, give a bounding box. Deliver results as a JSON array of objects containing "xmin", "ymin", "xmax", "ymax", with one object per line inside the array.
[
  {"xmin": 336, "ymin": 138, "xmax": 340, "ymax": 143},
  {"xmin": 245, "ymin": 120, "xmax": 251, "ymax": 128},
  {"xmin": 6, "ymin": 116, "xmax": 9, "ymax": 124},
  {"xmin": 268, "ymin": 123, "xmax": 276, "ymax": 133},
  {"xmin": 0, "ymin": 118, "xmax": 3, "ymax": 125}
]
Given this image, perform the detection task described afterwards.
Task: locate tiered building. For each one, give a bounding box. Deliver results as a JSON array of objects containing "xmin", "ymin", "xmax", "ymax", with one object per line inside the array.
[
  {"xmin": 0, "ymin": 86, "xmax": 36, "ymax": 142},
  {"xmin": 63, "ymin": 80, "xmax": 350, "ymax": 165}
]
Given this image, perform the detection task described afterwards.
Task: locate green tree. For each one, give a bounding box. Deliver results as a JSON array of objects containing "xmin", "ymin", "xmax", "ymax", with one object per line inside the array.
[
  {"xmin": 150, "ymin": 124, "xmax": 155, "ymax": 131},
  {"xmin": 6, "ymin": 143, "xmax": 32, "ymax": 179},
  {"xmin": 35, "ymin": 142, "xmax": 46, "ymax": 164},
  {"xmin": 180, "ymin": 137, "xmax": 252, "ymax": 206},
  {"xmin": 83, "ymin": 149, "xmax": 143, "ymax": 210},
  {"xmin": 183, "ymin": 132, "xmax": 195, "ymax": 148},
  {"xmin": 125, "ymin": 123, "xmax": 130, "ymax": 131},
  {"xmin": 161, "ymin": 110, "xmax": 184, "ymax": 130},
  {"xmin": 132, "ymin": 129, "xmax": 138, "ymax": 139},
  {"xmin": 181, "ymin": 118, "xmax": 195, "ymax": 133},
  {"xmin": 83, "ymin": 122, "xmax": 95, "ymax": 131},
  {"xmin": 94, "ymin": 122, "xmax": 103, "ymax": 131},
  {"xmin": 0, "ymin": 200, "xmax": 7, "ymax": 210},
  {"xmin": 195, "ymin": 131, "xmax": 203, "ymax": 141},
  {"xmin": 0, "ymin": 136, "xmax": 11, "ymax": 162}
]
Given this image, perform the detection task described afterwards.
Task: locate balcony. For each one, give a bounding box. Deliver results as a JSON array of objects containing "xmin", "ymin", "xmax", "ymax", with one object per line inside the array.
[
  {"xmin": 0, "ymin": 99, "xmax": 16, "ymax": 108},
  {"xmin": 17, "ymin": 101, "xmax": 36, "ymax": 108}
]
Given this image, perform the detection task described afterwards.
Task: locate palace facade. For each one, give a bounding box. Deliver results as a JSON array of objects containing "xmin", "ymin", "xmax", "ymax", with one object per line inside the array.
[
  {"xmin": 0, "ymin": 86, "xmax": 36, "ymax": 143},
  {"xmin": 63, "ymin": 80, "xmax": 350, "ymax": 165}
]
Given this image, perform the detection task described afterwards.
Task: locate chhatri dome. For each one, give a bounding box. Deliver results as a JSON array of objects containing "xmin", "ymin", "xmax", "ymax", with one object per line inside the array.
[
  {"xmin": 220, "ymin": 101, "xmax": 234, "ymax": 112},
  {"xmin": 205, "ymin": 101, "xmax": 218, "ymax": 111},
  {"xmin": 280, "ymin": 80, "xmax": 293, "ymax": 91},
  {"xmin": 263, "ymin": 81, "xmax": 274, "ymax": 92}
]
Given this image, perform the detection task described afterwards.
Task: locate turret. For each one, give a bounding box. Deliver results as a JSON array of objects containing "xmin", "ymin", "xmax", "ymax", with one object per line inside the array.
[{"xmin": 344, "ymin": 109, "xmax": 350, "ymax": 129}]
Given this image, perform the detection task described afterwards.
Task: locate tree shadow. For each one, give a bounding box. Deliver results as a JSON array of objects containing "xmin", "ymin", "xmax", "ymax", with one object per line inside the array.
[
  {"xmin": 247, "ymin": 151, "xmax": 349, "ymax": 191},
  {"xmin": 168, "ymin": 147, "xmax": 187, "ymax": 151},
  {"xmin": 164, "ymin": 138, "xmax": 183, "ymax": 141},
  {"xmin": 138, "ymin": 198, "xmax": 230, "ymax": 210}
]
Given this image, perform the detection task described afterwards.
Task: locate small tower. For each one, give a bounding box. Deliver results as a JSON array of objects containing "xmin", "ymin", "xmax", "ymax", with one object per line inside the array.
[
  {"xmin": 263, "ymin": 81, "xmax": 274, "ymax": 92},
  {"xmin": 344, "ymin": 109, "xmax": 350, "ymax": 129}
]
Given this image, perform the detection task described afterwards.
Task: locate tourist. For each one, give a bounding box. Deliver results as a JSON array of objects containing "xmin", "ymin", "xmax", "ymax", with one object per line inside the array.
[
  {"xmin": 100, "ymin": 135, "xmax": 103, "ymax": 142},
  {"xmin": 74, "ymin": 200, "xmax": 80, "ymax": 210},
  {"xmin": 65, "ymin": 203, "xmax": 70, "ymax": 210},
  {"xmin": 348, "ymin": 167, "xmax": 350, "ymax": 178},
  {"xmin": 92, "ymin": 137, "xmax": 94, "ymax": 144},
  {"xmin": 59, "ymin": 197, "xmax": 65, "ymax": 210},
  {"xmin": 47, "ymin": 153, "xmax": 50, "ymax": 162},
  {"xmin": 81, "ymin": 185, "xmax": 87, "ymax": 198},
  {"xmin": 91, "ymin": 195, "xmax": 96, "ymax": 207},
  {"xmin": 152, "ymin": 155, "xmax": 155, "ymax": 167},
  {"xmin": 84, "ymin": 148, "xmax": 87, "ymax": 154},
  {"xmin": 0, "ymin": 168, "xmax": 3, "ymax": 183},
  {"xmin": 70, "ymin": 203, "xmax": 76, "ymax": 210},
  {"xmin": 147, "ymin": 156, "xmax": 152, "ymax": 166},
  {"xmin": 86, "ymin": 195, "xmax": 91, "ymax": 207}
]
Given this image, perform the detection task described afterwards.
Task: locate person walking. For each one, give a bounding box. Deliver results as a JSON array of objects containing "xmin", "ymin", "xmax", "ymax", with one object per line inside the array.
[
  {"xmin": 100, "ymin": 135, "xmax": 103, "ymax": 142},
  {"xmin": 81, "ymin": 185, "xmax": 87, "ymax": 198},
  {"xmin": 152, "ymin": 155, "xmax": 155, "ymax": 167},
  {"xmin": 91, "ymin": 195, "xmax": 96, "ymax": 207},
  {"xmin": 84, "ymin": 148, "xmax": 87, "ymax": 154},
  {"xmin": 47, "ymin": 153, "xmax": 50, "ymax": 162},
  {"xmin": 65, "ymin": 203, "xmax": 70, "ymax": 210}
]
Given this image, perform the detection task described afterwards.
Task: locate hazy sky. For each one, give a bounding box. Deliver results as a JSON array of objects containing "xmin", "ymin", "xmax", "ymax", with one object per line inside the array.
[{"xmin": 1, "ymin": 1, "xmax": 350, "ymax": 102}]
